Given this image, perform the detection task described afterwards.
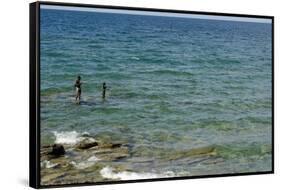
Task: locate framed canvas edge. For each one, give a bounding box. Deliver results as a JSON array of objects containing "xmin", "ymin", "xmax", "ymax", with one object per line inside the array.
[
  {"xmin": 29, "ymin": 1, "xmax": 275, "ymax": 189},
  {"xmin": 30, "ymin": 1, "xmax": 41, "ymax": 189}
]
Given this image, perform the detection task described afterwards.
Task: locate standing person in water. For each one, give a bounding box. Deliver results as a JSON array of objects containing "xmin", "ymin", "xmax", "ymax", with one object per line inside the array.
[
  {"xmin": 102, "ymin": 82, "xmax": 107, "ymax": 99},
  {"xmin": 74, "ymin": 76, "xmax": 82, "ymax": 104}
]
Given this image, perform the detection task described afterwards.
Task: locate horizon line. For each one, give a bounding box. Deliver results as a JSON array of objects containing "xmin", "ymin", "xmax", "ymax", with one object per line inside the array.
[{"xmin": 41, "ymin": 5, "xmax": 272, "ymax": 24}]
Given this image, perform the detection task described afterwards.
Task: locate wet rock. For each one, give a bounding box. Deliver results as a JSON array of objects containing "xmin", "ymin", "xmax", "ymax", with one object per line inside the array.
[
  {"xmin": 50, "ymin": 144, "xmax": 66, "ymax": 156},
  {"xmin": 41, "ymin": 144, "xmax": 65, "ymax": 158},
  {"xmin": 50, "ymin": 157, "xmax": 73, "ymax": 169},
  {"xmin": 75, "ymin": 138, "xmax": 98, "ymax": 149},
  {"xmin": 94, "ymin": 146, "xmax": 129, "ymax": 161},
  {"xmin": 184, "ymin": 146, "xmax": 216, "ymax": 157},
  {"xmin": 41, "ymin": 172, "xmax": 66, "ymax": 184},
  {"xmin": 40, "ymin": 138, "xmax": 131, "ymax": 185},
  {"xmin": 99, "ymin": 143, "xmax": 122, "ymax": 149},
  {"xmin": 110, "ymin": 143, "xmax": 122, "ymax": 148}
]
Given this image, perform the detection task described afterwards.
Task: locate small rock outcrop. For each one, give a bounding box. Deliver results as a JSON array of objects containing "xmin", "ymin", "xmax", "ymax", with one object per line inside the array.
[
  {"xmin": 41, "ymin": 144, "xmax": 66, "ymax": 160},
  {"xmin": 75, "ymin": 138, "xmax": 99, "ymax": 150},
  {"xmin": 49, "ymin": 144, "xmax": 65, "ymax": 156}
]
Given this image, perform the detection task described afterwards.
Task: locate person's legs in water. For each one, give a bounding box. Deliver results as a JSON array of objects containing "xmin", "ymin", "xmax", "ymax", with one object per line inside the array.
[
  {"xmin": 75, "ymin": 87, "xmax": 81, "ymax": 104},
  {"xmin": 78, "ymin": 88, "xmax": 81, "ymax": 103}
]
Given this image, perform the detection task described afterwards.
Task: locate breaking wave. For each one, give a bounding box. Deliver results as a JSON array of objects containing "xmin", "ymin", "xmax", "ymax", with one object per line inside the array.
[
  {"xmin": 100, "ymin": 166, "xmax": 175, "ymax": 180},
  {"xmin": 53, "ymin": 131, "xmax": 92, "ymax": 145}
]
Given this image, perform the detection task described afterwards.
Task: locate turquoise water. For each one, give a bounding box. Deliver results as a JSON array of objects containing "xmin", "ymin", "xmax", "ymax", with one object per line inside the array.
[{"xmin": 40, "ymin": 8, "xmax": 272, "ymax": 180}]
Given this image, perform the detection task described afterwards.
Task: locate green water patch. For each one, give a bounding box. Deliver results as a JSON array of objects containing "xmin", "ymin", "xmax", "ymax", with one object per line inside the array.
[
  {"xmin": 93, "ymin": 131, "xmax": 130, "ymax": 144},
  {"xmin": 186, "ymin": 115, "xmax": 271, "ymax": 134},
  {"xmin": 131, "ymin": 144, "xmax": 217, "ymax": 161},
  {"xmin": 147, "ymin": 130, "xmax": 184, "ymax": 143},
  {"xmin": 232, "ymin": 99, "xmax": 272, "ymax": 111},
  {"xmin": 40, "ymin": 131, "xmax": 56, "ymax": 146},
  {"xmin": 216, "ymin": 143, "xmax": 272, "ymax": 160},
  {"xmin": 237, "ymin": 116, "xmax": 272, "ymax": 126},
  {"xmin": 186, "ymin": 119, "xmax": 239, "ymax": 132},
  {"xmin": 147, "ymin": 102, "xmax": 174, "ymax": 113}
]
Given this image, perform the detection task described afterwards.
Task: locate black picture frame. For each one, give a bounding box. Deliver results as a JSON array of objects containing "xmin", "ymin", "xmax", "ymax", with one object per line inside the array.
[{"xmin": 30, "ymin": 1, "xmax": 274, "ymax": 189}]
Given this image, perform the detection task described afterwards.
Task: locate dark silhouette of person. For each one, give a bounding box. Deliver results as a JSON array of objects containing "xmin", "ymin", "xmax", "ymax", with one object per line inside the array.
[
  {"xmin": 74, "ymin": 76, "xmax": 82, "ymax": 104},
  {"xmin": 102, "ymin": 82, "xmax": 107, "ymax": 99}
]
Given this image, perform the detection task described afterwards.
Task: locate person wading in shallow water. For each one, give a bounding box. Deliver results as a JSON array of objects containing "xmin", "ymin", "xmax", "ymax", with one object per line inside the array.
[
  {"xmin": 74, "ymin": 75, "xmax": 82, "ymax": 104},
  {"xmin": 102, "ymin": 82, "xmax": 107, "ymax": 99}
]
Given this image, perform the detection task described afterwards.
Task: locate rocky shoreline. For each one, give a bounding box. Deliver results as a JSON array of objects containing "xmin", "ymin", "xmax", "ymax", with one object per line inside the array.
[
  {"xmin": 41, "ymin": 134, "xmax": 131, "ymax": 185},
  {"xmin": 40, "ymin": 134, "xmax": 222, "ymax": 186}
]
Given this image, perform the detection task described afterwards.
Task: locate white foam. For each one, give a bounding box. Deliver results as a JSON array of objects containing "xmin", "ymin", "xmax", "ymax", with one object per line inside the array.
[
  {"xmin": 41, "ymin": 160, "xmax": 58, "ymax": 169},
  {"xmin": 75, "ymin": 162, "xmax": 95, "ymax": 170},
  {"xmin": 131, "ymin": 56, "xmax": 140, "ymax": 60},
  {"xmin": 71, "ymin": 155, "xmax": 100, "ymax": 169},
  {"xmin": 100, "ymin": 166, "xmax": 175, "ymax": 180},
  {"xmin": 53, "ymin": 131, "xmax": 90, "ymax": 145},
  {"xmin": 87, "ymin": 155, "xmax": 100, "ymax": 162}
]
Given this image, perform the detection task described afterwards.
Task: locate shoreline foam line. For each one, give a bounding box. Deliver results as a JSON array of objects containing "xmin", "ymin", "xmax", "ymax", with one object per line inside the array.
[{"xmin": 100, "ymin": 166, "xmax": 175, "ymax": 180}]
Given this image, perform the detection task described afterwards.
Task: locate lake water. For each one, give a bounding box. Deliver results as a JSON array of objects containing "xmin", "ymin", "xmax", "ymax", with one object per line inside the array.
[{"xmin": 40, "ymin": 8, "xmax": 272, "ymax": 183}]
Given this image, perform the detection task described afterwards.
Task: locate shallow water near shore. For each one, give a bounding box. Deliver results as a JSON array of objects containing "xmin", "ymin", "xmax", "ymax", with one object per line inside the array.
[{"xmin": 40, "ymin": 7, "xmax": 272, "ymax": 185}]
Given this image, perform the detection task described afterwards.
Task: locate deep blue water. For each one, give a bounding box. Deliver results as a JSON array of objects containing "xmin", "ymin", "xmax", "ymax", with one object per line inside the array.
[{"xmin": 40, "ymin": 8, "xmax": 272, "ymax": 181}]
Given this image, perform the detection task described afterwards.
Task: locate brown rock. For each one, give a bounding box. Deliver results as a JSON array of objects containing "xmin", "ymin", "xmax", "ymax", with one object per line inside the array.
[{"xmin": 75, "ymin": 138, "xmax": 98, "ymax": 149}]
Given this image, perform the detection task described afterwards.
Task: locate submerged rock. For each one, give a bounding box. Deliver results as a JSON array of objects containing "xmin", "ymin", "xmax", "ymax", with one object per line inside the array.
[
  {"xmin": 75, "ymin": 138, "xmax": 99, "ymax": 149},
  {"xmin": 167, "ymin": 146, "xmax": 217, "ymax": 161},
  {"xmin": 99, "ymin": 143, "xmax": 122, "ymax": 149},
  {"xmin": 94, "ymin": 146, "xmax": 129, "ymax": 161}
]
